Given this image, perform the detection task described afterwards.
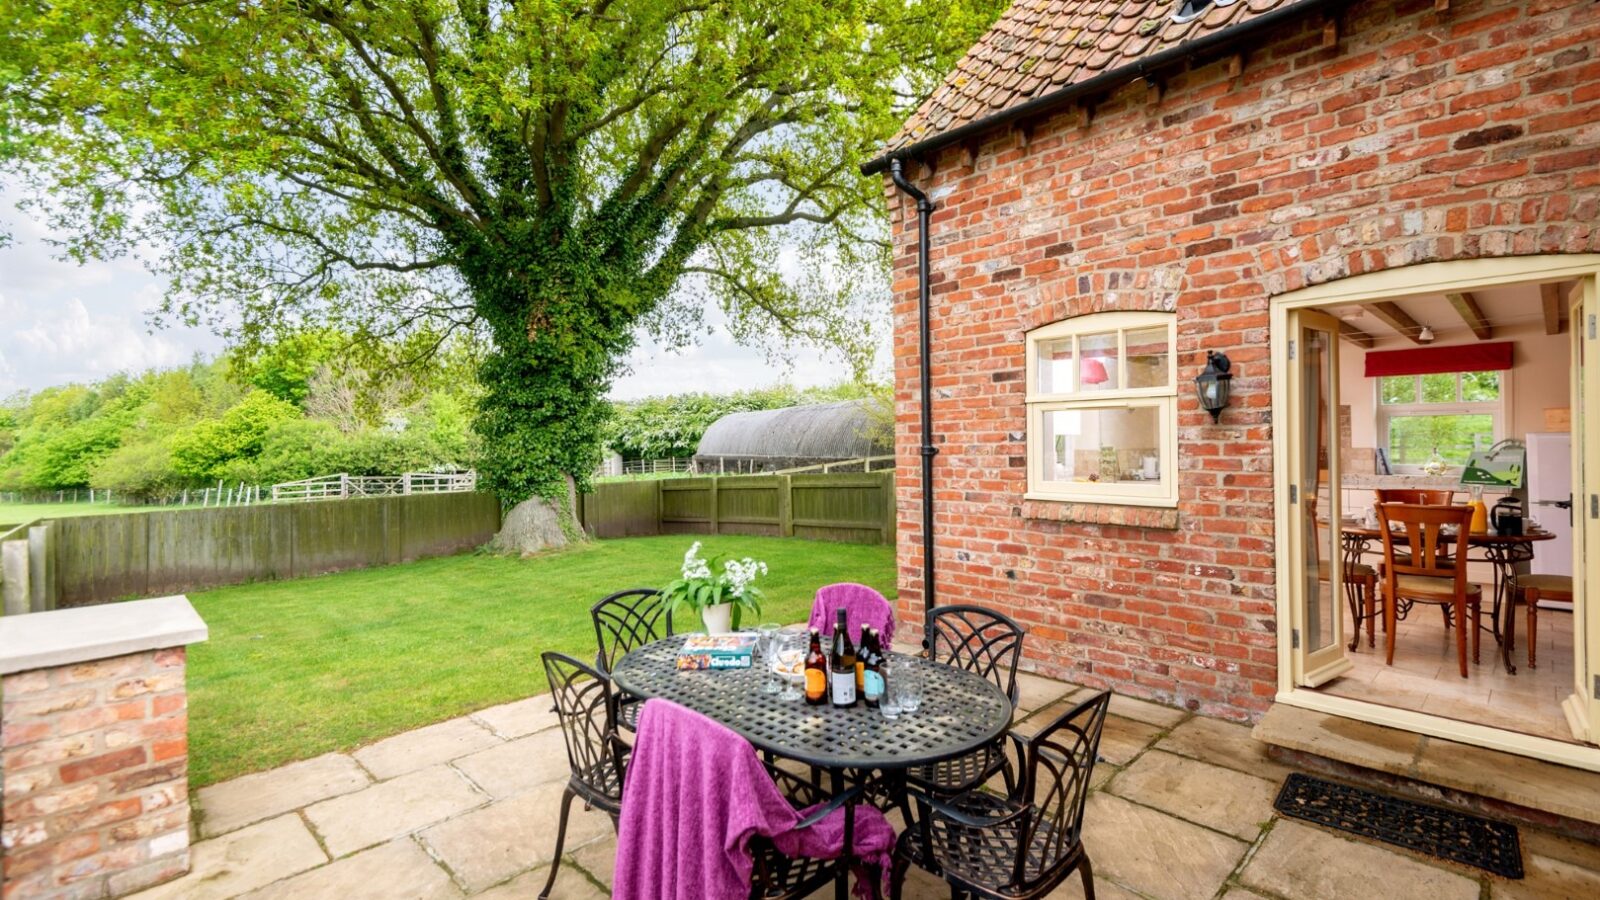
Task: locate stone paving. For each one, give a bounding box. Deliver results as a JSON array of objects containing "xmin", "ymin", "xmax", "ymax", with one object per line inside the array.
[{"xmin": 128, "ymin": 673, "xmax": 1600, "ymax": 900}]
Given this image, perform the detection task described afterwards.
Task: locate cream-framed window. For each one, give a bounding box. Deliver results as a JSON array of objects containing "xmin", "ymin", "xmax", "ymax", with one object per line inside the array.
[
  {"xmin": 1024, "ymin": 311, "xmax": 1179, "ymax": 507},
  {"xmin": 1376, "ymin": 370, "xmax": 1508, "ymax": 474}
]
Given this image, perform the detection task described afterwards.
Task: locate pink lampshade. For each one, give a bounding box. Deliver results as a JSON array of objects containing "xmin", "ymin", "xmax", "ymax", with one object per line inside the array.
[{"xmin": 1080, "ymin": 358, "xmax": 1109, "ymax": 385}]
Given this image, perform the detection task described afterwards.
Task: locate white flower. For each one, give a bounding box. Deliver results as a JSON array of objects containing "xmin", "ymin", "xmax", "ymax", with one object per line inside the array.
[
  {"xmin": 680, "ymin": 542, "xmax": 712, "ymax": 580},
  {"xmin": 722, "ymin": 556, "xmax": 766, "ymax": 598}
]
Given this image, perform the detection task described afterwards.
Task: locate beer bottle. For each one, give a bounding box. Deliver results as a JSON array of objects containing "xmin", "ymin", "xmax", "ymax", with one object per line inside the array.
[
  {"xmin": 862, "ymin": 627, "xmax": 884, "ymax": 709},
  {"xmin": 856, "ymin": 624, "xmax": 871, "ymax": 693},
  {"xmin": 804, "ymin": 629, "xmax": 827, "ymax": 706},
  {"xmin": 829, "ymin": 609, "xmax": 857, "ymax": 708}
]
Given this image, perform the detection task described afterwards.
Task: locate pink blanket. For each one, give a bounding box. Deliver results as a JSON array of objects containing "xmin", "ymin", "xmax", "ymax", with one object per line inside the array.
[
  {"xmin": 614, "ymin": 699, "xmax": 895, "ymax": 900},
  {"xmin": 809, "ymin": 582, "xmax": 896, "ymax": 649}
]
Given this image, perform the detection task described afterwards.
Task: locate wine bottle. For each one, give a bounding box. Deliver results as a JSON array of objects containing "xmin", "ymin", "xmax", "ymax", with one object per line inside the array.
[
  {"xmin": 855, "ymin": 624, "xmax": 871, "ymax": 693},
  {"xmin": 829, "ymin": 608, "xmax": 856, "ymax": 708},
  {"xmin": 862, "ymin": 627, "xmax": 884, "ymax": 709},
  {"xmin": 804, "ymin": 629, "xmax": 827, "ymax": 706}
]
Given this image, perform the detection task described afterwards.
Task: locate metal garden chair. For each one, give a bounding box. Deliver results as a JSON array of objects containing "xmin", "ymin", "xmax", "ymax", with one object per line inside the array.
[
  {"xmin": 590, "ymin": 587, "xmax": 674, "ymax": 730},
  {"xmin": 907, "ymin": 605, "xmax": 1025, "ymax": 797},
  {"xmin": 538, "ymin": 652, "xmax": 629, "ymax": 899}
]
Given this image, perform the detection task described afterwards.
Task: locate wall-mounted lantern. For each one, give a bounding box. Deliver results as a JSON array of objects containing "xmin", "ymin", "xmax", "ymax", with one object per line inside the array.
[{"xmin": 1194, "ymin": 351, "xmax": 1232, "ymax": 423}]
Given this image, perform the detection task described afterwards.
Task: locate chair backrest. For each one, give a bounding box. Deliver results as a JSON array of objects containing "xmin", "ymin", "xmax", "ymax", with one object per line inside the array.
[
  {"xmin": 1376, "ymin": 502, "xmax": 1473, "ymax": 590},
  {"xmin": 1374, "ymin": 488, "xmax": 1459, "ymax": 506},
  {"xmin": 1012, "ymin": 690, "xmax": 1111, "ymax": 889},
  {"xmin": 591, "ymin": 588, "xmax": 673, "ymax": 673},
  {"xmin": 926, "ymin": 605, "xmax": 1025, "ymax": 705},
  {"xmin": 809, "ymin": 582, "xmax": 896, "ymax": 648},
  {"xmin": 541, "ymin": 652, "xmax": 623, "ymax": 801}
]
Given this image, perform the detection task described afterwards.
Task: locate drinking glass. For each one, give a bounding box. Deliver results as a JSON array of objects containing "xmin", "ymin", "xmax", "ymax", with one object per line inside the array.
[
  {"xmin": 756, "ymin": 622, "xmax": 781, "ymax": 663},
  {"xmin": 897, "ymin": 663, "xmax": 923, "ymax": 713},
  {"xmin": 878, "ymin": 663, "xmax": 903, "ymax": 720},
  {"xmin": 774, "ymin": 635, "xmax": 805, "ymax": 703}
]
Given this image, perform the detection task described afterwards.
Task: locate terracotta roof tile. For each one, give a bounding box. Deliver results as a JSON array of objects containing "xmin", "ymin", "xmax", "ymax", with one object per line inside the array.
[{"xmin": 885, "ymin": 0, "xmax": 1313, "ymax": 153}]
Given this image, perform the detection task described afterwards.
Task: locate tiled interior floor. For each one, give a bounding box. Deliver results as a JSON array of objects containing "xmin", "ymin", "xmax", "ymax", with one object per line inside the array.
[{"xmin": 1319, "ymin": 594, "xmax": 1578, "ymax": 743}]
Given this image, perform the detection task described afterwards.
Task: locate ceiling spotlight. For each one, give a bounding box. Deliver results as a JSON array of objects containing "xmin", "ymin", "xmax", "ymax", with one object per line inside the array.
[{"xmin": 1418, "ymin": 326, "xmax": 1435, "ymax": 343}]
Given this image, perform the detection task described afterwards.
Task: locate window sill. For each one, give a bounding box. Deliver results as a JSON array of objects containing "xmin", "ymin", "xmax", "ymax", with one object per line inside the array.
[{"xmin": 1020, "ymin": 498, "xmax": 1180, "ymax": 530}]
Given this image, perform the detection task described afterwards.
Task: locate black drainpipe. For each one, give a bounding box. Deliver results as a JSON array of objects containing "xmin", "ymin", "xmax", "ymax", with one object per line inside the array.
[{"xmin": 888, "ymin": 159, "xmax": 938, "ymax": 641}]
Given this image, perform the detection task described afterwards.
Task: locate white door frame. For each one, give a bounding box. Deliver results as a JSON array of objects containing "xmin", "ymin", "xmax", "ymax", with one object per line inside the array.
[{"xmin": 1270, "ymin": 254, "xmax": 1600, "ymax": 772}]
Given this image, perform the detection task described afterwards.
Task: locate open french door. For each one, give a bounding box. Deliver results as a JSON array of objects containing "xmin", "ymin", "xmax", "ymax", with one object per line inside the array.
[
  {"xmin": 1568, "ymin": 277, "xmax": 1600, "ymax": 742},
  {"xmin": 1288, "ymin": 308, "xmax": 1352, "ymax": 686}
]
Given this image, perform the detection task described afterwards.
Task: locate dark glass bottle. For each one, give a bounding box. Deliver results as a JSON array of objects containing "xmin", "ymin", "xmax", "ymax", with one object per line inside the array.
[
  {"xmin": 856, "ymin": 624, "xmax": 871, "ymax": 693},
  {"xmin": 862, "ymin": 627, "xmax": 884, "ymax": 709},
  {"xmin": 804, "ymin": 629, "xmax": 827, "ymax": 706},
  {"xmin": 829, "ymin": 608, "xmax": 857, "ymax": 708}
]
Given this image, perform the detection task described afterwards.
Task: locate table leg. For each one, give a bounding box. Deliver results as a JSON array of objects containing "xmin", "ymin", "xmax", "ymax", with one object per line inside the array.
[
  {"xmin": 1502, "ymin": 578, "xmax": 1519, "ymax": 676},
  {"xmin": 831, "ymin": 768, "xmax": 852, "ymax": 900}
]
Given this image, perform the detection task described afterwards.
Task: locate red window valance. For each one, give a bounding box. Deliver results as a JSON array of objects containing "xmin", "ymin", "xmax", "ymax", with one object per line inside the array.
[{"xmin": 1364, "ymin": 341, "xmax": 1513, "ymax": 378}]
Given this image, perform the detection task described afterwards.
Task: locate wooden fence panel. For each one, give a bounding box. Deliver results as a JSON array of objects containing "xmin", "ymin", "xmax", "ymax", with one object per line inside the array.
[
  {"xmin": 581, "ymin": 472, "xmax": 894, "ymax": 545},
  {"xmin": 289, "ymin": 498, "xmax": 392, "ymax": 578},
  {"xmin": 55, "ymin": 514, "xmax": 150, "ymax": 606},
  {"xmin": 579, "ymin": 481, "xmax": 662, "ymax": 539},
  {"xmin": 397, "ymin": 492, "xmax": 503, "ymax": 559}
]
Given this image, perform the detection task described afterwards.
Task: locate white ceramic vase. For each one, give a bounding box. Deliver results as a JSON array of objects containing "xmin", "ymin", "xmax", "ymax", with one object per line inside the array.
[{"xmin": 701, "ymin": 602, "xmax": 734, "ymax": 635}]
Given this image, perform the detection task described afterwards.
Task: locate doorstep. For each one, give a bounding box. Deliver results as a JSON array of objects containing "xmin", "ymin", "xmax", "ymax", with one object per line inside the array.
[{"xmin": 1253, "ymin": 704, "xmax": 1600, "ymax": 841}]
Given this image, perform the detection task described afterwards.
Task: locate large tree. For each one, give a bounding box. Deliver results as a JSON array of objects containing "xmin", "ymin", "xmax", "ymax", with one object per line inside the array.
[{"xmin": 1, "ymin": 0, "xmax": 1002, "ymax": 541}]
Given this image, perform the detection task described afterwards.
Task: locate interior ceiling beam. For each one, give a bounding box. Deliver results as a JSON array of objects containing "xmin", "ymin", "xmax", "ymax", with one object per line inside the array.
[
  {"xmin": 1542, "ymin": 283, "xmax": 1565, "ymax": 335},
  {"xmin": 1338, "ymin": 322, "xmax": 1375, "ymax": 348},
  {"xmin": 1444, "ymin": 291, "xmax": 1492, "ymax": 340},
  {"xmin": 1367, "ymin": 301, "xmax": 1427, "ymax": 344}
]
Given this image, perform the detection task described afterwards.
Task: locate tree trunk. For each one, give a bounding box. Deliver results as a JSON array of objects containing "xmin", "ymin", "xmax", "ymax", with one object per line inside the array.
[{"xmin": 492, "ymin": 475, "xmax": 583, "ymax": 555}]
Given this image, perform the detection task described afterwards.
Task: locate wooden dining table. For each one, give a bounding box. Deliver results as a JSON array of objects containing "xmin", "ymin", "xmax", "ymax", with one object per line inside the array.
[{"xmin": 1338, "ymin": 523, "xmax": 1556, "ymax": 674}]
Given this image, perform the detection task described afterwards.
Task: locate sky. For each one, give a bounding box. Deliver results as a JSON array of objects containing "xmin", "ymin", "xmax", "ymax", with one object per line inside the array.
[{"xmin": 0, "ymin": 182, "xmax": 883, "ymax": 401}]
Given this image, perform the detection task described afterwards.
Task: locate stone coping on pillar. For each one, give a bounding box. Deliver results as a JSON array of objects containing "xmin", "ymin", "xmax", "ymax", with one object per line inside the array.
[{"xmin": 0, "ymin": 595, "xmax": 208, "ymax": 675}]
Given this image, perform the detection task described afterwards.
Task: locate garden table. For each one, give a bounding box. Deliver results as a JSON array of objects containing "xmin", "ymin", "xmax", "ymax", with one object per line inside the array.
[{"xmin": 611, "ymin": 635, "xmax": 1013, "ymax": 899}]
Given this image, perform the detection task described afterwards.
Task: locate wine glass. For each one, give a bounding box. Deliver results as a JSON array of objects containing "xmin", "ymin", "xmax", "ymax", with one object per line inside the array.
[{"xmin": 773, "ymin": 634, "xmax": 805, "ymax": 702}]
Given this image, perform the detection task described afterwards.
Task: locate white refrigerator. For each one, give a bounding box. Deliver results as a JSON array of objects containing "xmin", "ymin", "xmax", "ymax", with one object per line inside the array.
[{"xmin": 1526, "ymin": 432, "xmax": 1574, "ymax": 609}]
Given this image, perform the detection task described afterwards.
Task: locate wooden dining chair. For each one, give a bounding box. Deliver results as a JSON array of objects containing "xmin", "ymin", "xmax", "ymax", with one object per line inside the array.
[
  {"xmin": 1515, "ymin": 574, "xmax": 1573, "ymax": 669},
  {"xmin": 1373, "ymin": 488, "xmax": 1461, "ymax": 505},
  {"xmin": 1377, "ymin": 503, "xmax": 1482, "ymax": 678}
]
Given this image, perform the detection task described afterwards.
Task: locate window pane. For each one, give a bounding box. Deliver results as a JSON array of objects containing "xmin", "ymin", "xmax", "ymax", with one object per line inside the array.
[
  {"xmin": 1420, "ymin": 372, "xmax": 1456, "ymax": 403},
  {"xmin": 1388, "ymin": 414, "xmax": 1495, "ymax": 467},
  {"xmin": 1036, "ymin": 338, "xmax": 1073, "ymax": 393},
  {"xmin": 1461, "ymin": 370, "xmax": 1500, "ymax": 401},
  {"xmin": 1379, "ymin": 376, "xmax": 1415, "ymax": 405},
  {"xmin": 1041, "ymin": 406, "xmax": 1162, "ymax": 485},
  {"xmin": 1078, "ymin": 332, "xmax": 1120, "ymax": 392},
  {"xmin": 1125, "ymin": 326, "xmax": 1171, "ymax": 389}
]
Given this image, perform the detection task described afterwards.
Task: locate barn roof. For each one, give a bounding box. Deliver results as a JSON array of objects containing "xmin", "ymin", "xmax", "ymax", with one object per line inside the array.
[
  {"xmin": 864, "ymin": 0, "xmax": 1335, "ymax": 173},
  {"xmin": 694, "ymin": 401, "xmax": 888, "ymax": 460}
]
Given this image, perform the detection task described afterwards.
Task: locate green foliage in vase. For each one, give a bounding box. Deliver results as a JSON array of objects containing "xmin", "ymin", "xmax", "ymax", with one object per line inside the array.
[{"xmin": 1, "ymin": 0, "xmax": 1008, "ymax": 512}]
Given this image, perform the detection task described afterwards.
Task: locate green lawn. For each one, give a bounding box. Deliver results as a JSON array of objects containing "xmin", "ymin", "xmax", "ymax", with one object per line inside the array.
[
  {"xmin": 0, "ymin": 501, "xmax": 198, "ymax": 526},
  {"xmin": 185, "ymin": 534, "xmax": 894, "ymax": 787}
]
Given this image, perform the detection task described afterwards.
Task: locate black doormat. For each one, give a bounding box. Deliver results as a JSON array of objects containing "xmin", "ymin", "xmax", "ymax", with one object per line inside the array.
[{"xmin": 1273, "ymin": 773, "xmax": 1523, "ymax": 879}]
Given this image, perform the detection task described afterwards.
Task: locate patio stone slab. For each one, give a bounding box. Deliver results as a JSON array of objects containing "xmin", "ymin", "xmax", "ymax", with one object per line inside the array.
[
  {"xmin": 1042, "ymin": 874, "xmax": 1144, "ymax": 900},
  {"xmin": 1494, "ymin": 851, "xmax": 1600, "ymax": 899},
  {"xmin": 470, "ymin": 695, "xmax": 559, "ymax": 740},
  {"xmin": 420, "ymin": 780, "xmax": 612, "ymax": 893},
  {"xmin": 451, "ymin": 727, "xmax": 569, "ymax": 799},
  {"xmin": 1015, "ymin": 672, "xmax": 1078, "ymax": 713},
  {"xmin": 238, "ymin": 838, "xmax": 461, "ymax": 900},
  {"xmin": 197, "ymin": 753, "xmax": 371, "ymax": 838},
  {"xmin": 352, "ymin": 716, "xmax": 501, "ymax": 780},
  {"xmin": 1108, "ymin": 750, "xmax": 1277, "ymax": 840},
  {"xmin": 1239, "ymin": 819, "xmax": 1480, "ymax": 900},
  {"xmin": 570, "ymin": 835, "xmax": 617, "ymax": 889},
  {"xmin": 1107, "ymin": 694, "xmax": 1187, "ymax": 728},
  {"xmin": 474, "ymin": 864, "xmax": 608, "ymax": 900},
  {"xmin": 1157, "ymin": 715, "xmax": 1296, "ymax": 782},
  {"xmin": 1079, "ymin": 793, "xmax": 1245, "ymax": 900},
  {"xmin": 1094, "ymin": 715, "xmax": 1163, "ymax": 766},
  {"xmin": 125, "ymin": 815, "xmax": 326, "ymax": 900},
  {"xmin": 1251, "ymin": 704, "xmax": 1423, "ymax": 775},
  {"xmin": 1413, "ymin": 737, "xmax": 1600, "ymax": 828},
  {"xmin": 304, "ymin": 765, "xmax": 486, "ymax": 858}
]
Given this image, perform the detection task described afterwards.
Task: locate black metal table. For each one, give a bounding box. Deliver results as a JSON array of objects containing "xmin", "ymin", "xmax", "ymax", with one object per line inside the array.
[{"xmin": 611, "ymin": 635, "xmax": 1013, "ymax": 898}]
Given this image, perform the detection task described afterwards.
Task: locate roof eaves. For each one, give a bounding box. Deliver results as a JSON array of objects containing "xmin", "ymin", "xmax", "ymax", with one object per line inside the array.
[{"xmin": 861, "ymin": 0, "xmax": 1345, "ymax": 176}]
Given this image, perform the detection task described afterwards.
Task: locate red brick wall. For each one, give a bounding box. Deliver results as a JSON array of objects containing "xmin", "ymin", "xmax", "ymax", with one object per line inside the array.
[
  {"xmin": 886, "ymin": 0, "xmax": 1600, "ymax": 720},
  {"xmin": 2, "ymin": 649, "xmax": 191, "ymax": 899}
]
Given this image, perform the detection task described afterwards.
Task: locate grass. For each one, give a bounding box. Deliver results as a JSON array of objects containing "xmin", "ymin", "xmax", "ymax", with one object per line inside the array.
[
  {"xmin": 0, "ymin": 500, "xmax": 200, "ymax": 526},
  {"xmin": 185, "ymin": 534, "xmax": 894, "ymax": 787}
]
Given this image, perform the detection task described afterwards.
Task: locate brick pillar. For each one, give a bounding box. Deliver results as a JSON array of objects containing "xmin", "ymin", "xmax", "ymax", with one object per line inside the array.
[{"xmin": 1, "ymin": 596, "xmax": 207, "ymax": 899}]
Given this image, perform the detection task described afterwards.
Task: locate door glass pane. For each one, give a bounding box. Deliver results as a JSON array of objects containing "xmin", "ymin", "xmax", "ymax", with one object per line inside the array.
[
  {"xmin": 1420, "ymin": 373, "xmax": 1456, "ymax": 403},
  {"xmin": 1300, "ymin": 326, "xmax": 1336, "ymax": 655},
  {"xmin": 1380, "ymin": 375, "xmax": 1415, "ymax": 404},
  {"xmin": 1125, "ymin": 326, "xmax": 1171, "ymax": 389},
  {"xmin": 1388, "ymin": 414, "xmax": 1494, "ymax": 466},
  {"xmin": 1078, "ymin": 333, "xmax": 1120, "ymax": 392},
  {"xmin": 1040, "ymin": 406, "xmax": 1162, "ymax": 485},
  {"xmin": 1037, "ymin": 339, "xmax": 1073, "ymax": 394}
]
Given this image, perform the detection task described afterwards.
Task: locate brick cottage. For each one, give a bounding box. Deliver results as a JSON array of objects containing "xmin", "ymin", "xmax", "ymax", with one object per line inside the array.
[{"xmin": 869, "ymin": 0, "xmax": 1600, "ymax": 745}]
